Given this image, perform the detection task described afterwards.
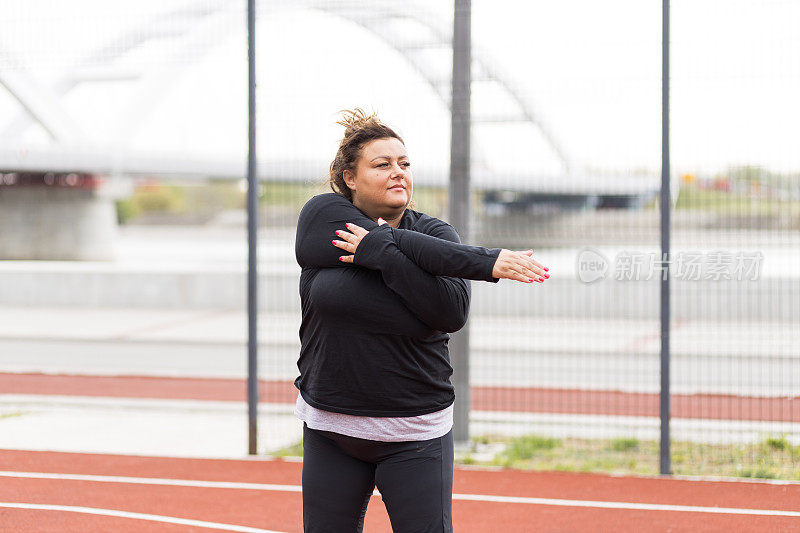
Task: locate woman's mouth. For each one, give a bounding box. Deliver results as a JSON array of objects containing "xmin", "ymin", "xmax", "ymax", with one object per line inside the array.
[{"xmin": 389, "ymin": 185, "xmax": 405, "ymax": 191}]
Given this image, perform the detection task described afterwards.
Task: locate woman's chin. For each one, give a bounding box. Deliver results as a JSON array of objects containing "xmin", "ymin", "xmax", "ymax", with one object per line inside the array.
[{"xmin": 382, "ymin": 195, "xmax": 409, "ymax": 209}]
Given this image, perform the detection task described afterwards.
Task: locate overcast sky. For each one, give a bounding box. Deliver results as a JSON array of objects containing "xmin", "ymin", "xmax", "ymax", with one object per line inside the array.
[{"xmin": 1, "ymin": 0, "xmax": 798, "ymax": 182}]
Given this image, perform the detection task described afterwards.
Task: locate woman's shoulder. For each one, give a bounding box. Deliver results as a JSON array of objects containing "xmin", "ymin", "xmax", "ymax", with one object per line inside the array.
[
  {"xmin": 403, "ymin": 209, "xmax": 460, "ymax": 242},
  {"xmin": 298, "ymin": 192, "xmax": 355, "ymax": 221},
  {"xmin": 301, "ymin": 192, "xmax": 349, "ymax": 210}
]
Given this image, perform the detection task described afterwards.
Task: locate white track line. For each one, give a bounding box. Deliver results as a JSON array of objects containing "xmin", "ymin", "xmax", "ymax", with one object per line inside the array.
[
  {"xmin": 0, "ymin": 503, "xmax": 286, "ymax": 533},
  {"xmin": 0, "ymin": 471, "xmax": 301, "ymax": 493},
  {"xmin": 3, "ymin": 471, "xmax": 800, "ymax": 518},
  {"xmin": 450, "ymin": 494, "xmax": 800, "ymax": 517}
]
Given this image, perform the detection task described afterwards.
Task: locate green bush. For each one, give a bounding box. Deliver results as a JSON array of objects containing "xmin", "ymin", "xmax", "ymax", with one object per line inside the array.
[
  {"xmin": 115, "ymin": 199, "xmax": 140, "ymax": 224},
  {"xmin": 765, "ymin": 435, "xmax": 789, "ymax": 451},
  {"xmin": 115, "ymin": 184, "xmax": 187, "ymax": 224},
  {"xmin": 133, "ymin": 185, "xmax": 186, "ymax": 213}
]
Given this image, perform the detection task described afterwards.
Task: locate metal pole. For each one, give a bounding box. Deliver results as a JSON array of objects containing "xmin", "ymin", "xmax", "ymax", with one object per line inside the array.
[
  {"xmin": 449, "ymin": 0, "xmax": 471, "ymax": 445},
  {"xmin": 246, "ymin": 0, "xmax": 259, "ymax": 456},
  {"xmin": 659, "ymin": 0, "xmax": 671, "ymax": 475}
]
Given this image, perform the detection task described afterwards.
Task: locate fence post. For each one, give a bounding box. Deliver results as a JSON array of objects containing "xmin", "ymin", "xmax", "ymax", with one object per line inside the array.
[
  {"xmin": 660, "ymin": 0, "xmax": 672, "ymax": 475},
  {"xmin": 449, "ymin": 0, "xmax": 472, "ymax": 446},
  {"xmin": 247, "ymin": 0, "xmax": 259, "ymax": 456}
]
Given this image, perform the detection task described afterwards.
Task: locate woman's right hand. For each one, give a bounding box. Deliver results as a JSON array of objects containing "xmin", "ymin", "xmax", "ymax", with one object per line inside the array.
[{"xmin": 492, "ymin": 249, "xmax": 549, "ymax": 283}]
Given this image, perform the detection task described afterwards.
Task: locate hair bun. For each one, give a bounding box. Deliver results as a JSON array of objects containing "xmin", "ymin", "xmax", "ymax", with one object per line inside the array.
[{"xmin": 337, "ymin": 107, "xmax": 382, "ymax": 136}]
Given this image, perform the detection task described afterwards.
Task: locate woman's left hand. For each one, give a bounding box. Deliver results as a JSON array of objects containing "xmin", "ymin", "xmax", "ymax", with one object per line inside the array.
[{"xmin": 333, "ymin": 217, "xmax": 387, "ymax": 263}]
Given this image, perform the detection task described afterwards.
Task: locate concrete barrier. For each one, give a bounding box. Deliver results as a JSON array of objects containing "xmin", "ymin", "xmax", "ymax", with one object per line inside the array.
[{"xmin": 0, "ymin": 184, "xmax": 116, "ymax": 260}]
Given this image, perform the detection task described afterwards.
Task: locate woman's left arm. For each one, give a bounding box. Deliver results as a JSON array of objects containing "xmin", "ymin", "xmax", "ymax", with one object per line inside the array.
[
  {"xmin": 351, "ymin": 223, "xmax": 471, "ymax": 333},
  {"xmin": 297, "ymin": 193, "xmax": 507, "ymax": 281}
]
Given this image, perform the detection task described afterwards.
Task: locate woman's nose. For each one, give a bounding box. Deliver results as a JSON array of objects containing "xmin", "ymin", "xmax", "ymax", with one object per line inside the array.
[{"xmin": 390, "ymin": 162, "xmax": 405, "ymax": 177}]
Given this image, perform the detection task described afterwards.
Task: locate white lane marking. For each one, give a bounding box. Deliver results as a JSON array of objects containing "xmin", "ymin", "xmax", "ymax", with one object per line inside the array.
[
  {"xmin": 0, "ymin": 470, "xmax": 301, "ymax": 493},
  {"xmin": 0, "ymin": 502, "xmax": 285, "ymax": 533},
  {"xmin": 451, "ymin": 494, "xmax": 800, "ymax": 517},
  {"xmin": 3, "ymin": 471, "xmax": 800, "ymax": 518}
]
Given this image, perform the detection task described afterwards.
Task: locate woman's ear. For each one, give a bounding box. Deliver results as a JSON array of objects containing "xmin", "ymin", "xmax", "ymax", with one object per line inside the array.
[{"xmin": 342, "ymin": 169, "xmax": 356, "ymax": 191}]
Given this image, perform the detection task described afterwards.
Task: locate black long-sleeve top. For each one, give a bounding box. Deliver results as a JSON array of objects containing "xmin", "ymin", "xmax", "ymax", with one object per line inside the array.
[{"xmin": 294, "ymin": 193, "xmax": 502, "ymax": 416}]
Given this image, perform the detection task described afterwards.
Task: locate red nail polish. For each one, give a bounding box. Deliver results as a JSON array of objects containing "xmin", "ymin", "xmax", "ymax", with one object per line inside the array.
[
  {"xmin": 332, "ymin": 240, "xmax": 337, "ymax": 245},
  {"xmin": 528, "ymin": 278, "xmax": 534, "ymax": 282},
  {"xmin": 544, "ymin": 274, "xmax": 550, "ymax": 278},
  {"xmin": 338, "ymin": 256, "xmax": 343, "ymax": 261},
  {"xmin": 544, "ymin": 268, "xmax": 549, "ymax": 271}
]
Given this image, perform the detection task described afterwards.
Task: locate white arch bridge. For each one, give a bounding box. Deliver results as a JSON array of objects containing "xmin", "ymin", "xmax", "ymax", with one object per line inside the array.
[{"xmin": 0, "ymin": 0, "xmax": 658, "ymax": 259}]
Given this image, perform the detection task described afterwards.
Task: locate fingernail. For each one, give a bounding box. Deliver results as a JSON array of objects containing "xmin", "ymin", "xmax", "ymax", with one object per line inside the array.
[
  {"xmin": 544, "ymin": 267, "xmax": 549, "ymax": 271},
  {"xmin": 345, "ymin": 223, "xmax": 350, "ymax": 228},
  {"xmin": 528, "ymin": 278, "xmax": 534, "ymax": 282},
  {"xmin": 338, "ymin": 256, "xmax": 344, "ymax": 261},
  {"xmin": 544, "ymin": 274, "xmax": 550, "ymax": 279},
  {"xmin": 539, "ymin": 277, "xmax": 545, "ymax": 282},
  {"xmin": 332, "ymin": 240, "xmax": 337, "ymax": 245},
  {"xmin": 335, "ymin": 231, "xmax": 341, "ymax": 236}
]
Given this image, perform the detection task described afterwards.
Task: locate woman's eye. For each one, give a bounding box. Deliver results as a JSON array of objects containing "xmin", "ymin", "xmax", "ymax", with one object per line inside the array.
[
  {"xmin": 378, "ymin": 163, "xmax": 389, "ymax": 167},
  {"xmin": 402, "ymin": 162, "xmax": 411, "ymax": 167}
]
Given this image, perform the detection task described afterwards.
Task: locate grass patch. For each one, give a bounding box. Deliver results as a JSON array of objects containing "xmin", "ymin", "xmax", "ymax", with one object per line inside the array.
[
  {"xmin": 259, "ymin": 181, "xmax": 326, "ymax": 206},
  {"xmin": 266, "ymin": 431, "xmax": 799, "ymax": 480},
  {"xmin": 459, "ymin": 454, "xmax": 477, "ymax": 465},
  {"xmin": 266, "ymin": 432, "xmax": 800, "ymax": 480},
  {"xmin": 0, "ymin": 410, "xmax": 28, "ymax": 420},
  {"xmin": 456, "ymin": 434, "xmax": 800, "ymax": 480},
  {"xmin": 504, "ymin": 435, "xmax": 561, "ymax": 460},
  {"xmin": 674, "ymin": 182, "xmax": 800, "ymax": 216},
  {"xmin": 609, "ymin": 438, "xmax": 639, "ymax": 452},
  {"xmin": 272, "ymin": 440, "xmax": 303, "ymax": 458}
]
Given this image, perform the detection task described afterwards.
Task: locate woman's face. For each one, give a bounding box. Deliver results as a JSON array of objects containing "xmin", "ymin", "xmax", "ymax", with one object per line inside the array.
[{"xmin": 343, "ymin": 137, "xmax": 413, "ymax": 217}]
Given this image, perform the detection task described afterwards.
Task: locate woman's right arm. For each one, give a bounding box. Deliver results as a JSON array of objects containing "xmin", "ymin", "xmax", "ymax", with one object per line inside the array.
[{"xmin": 295, "ymin": 194, "xmax": 375, "ymax": 269}]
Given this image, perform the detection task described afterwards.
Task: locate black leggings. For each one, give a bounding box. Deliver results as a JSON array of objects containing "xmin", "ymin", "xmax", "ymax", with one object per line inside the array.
[{"xmin": 301, "ymin": 423, "xmax": 454, "ymax": 533}]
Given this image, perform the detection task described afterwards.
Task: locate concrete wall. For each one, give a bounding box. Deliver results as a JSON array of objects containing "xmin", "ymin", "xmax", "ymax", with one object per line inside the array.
[{"xmin": 0, "ymin": 187, "xmax": 117, "ymax": 260}]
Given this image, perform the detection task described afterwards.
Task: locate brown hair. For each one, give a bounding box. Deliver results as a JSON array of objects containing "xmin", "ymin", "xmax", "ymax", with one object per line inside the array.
[{"xmin": 325, "ymin": 108, "xmax": 414, "ymax": 209}]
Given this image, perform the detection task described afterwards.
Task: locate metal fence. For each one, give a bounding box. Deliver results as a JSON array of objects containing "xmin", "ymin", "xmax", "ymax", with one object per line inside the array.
[{"xmin": 1, "ymin": 0, "xmax": 798, "ymax": 478}]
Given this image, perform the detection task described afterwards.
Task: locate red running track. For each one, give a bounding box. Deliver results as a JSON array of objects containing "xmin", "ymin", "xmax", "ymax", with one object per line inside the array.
[
  {"xmin": 3, "ymin": 372, "xmax": 799, "ymax": 422},
  {"xmin": 1, "ymin": 450, "xmax": 800, "ymax": 532}
]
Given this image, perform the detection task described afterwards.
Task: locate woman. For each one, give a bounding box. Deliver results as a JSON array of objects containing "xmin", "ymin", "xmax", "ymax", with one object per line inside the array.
[{"xmin": 294, "ymin": 108, "xmax": 549, "ymax": 532}]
